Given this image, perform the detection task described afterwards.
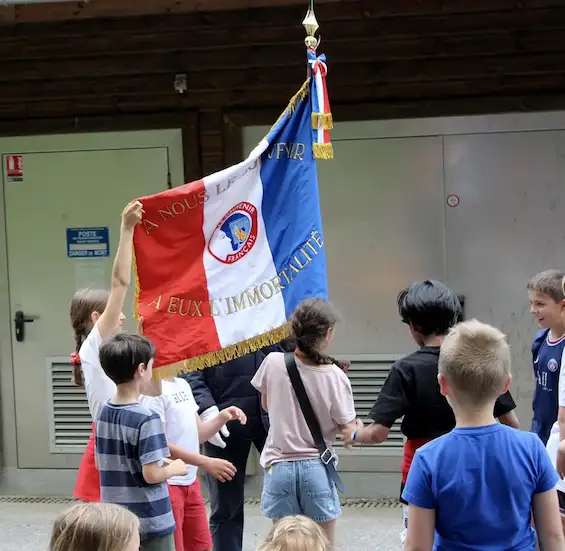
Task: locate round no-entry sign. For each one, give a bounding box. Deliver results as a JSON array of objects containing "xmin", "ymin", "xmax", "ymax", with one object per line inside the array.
[{"xmin": 446, "ymin": 194, "xmax": 460, "ymax": 208}]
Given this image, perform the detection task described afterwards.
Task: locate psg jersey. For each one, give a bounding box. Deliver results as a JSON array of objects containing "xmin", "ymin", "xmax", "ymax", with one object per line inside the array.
[{"xmin": 532, "ymin": 329, "xmax": 565, "ymax": 445}]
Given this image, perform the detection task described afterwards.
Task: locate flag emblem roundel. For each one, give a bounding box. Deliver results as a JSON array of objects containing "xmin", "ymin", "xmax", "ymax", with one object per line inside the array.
[{"xmin": 208, "ymin": 201, "xmax": 259, "ymax": 264}]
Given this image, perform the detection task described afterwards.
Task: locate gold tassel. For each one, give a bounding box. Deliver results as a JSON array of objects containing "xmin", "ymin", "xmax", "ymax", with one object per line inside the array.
[
  {"xmin": 312, "ymin": 112, "xmax": 334, "ymax": 130},
  {"xmin": 153, "ymin": 324, "xmax": 292, "ymax": 376},
  {"xmin": 132, "ymin": 246, "xmax": 142, "ymax": 332},
  {"xmin": 313, "ymin": 142, "xmax": 334, "ymax": 160}
]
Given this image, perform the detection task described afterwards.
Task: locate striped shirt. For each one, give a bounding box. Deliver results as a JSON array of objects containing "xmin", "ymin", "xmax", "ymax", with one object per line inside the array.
[{"xmin": 95, "ymin": 401, "xmax": 175, "ymax": 538}]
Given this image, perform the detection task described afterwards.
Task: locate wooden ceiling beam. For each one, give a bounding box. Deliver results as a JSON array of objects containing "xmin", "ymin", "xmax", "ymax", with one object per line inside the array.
[
  {"xmin": 0, "ymin": 0, "xmax": 346, "ymax": 24},
  {"xmin": 1, "ymin": 17, "xmax": 565, "ymax": 70},
  {"xmin": 3, "ymin": 92, "xmax": 565, "ymax": 137},
  {"xmin": 1, "ymin": 44, "xmax": 565, "ymax": 86},
  {"xmin": 0, "ymin": 5, "xmax": 15, "ymax": 24},
  {"xmin": 1, "ymin": 5, "xmax": 564, "ymax": 45},
  {"xmin": 0, "ymin": 69, "xmax": 564, "ymax": 110},
  {"xmin": 1, "ymin": 0, "xmax": 564, "ymax": 26}
]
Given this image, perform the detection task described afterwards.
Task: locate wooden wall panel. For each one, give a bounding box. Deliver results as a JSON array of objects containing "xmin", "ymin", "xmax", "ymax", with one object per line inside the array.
[
  {"xmin": 0, "ymin": 0, "xmax": 345, "ymax": 24},
  {"xmin": 3, "ymin": 0, "xmax": 565, "ymax": 25}
]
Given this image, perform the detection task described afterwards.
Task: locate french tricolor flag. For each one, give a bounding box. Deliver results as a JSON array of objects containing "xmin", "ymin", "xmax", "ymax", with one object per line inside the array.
[{"xmin": 133, "ymin": 59, "xmax": 333, "ymax": 373}]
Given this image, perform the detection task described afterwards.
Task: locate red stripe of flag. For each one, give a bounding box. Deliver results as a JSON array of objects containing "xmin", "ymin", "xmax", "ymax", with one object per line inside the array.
[
  {"xmin": 321, "ymin": 70, "xmax": 331, "ymax": 145},
  {"xmin": 133, "ymin": 179, "xmax": 221, "ymax": 370}
]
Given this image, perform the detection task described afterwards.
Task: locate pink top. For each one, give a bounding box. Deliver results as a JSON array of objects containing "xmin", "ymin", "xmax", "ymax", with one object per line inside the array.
[{"xmin": 251, "ymin": 352, "xmax": 356, "ymax": 468}]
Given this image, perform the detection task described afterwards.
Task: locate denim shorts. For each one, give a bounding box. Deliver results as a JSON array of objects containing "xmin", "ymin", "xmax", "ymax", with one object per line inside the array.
[{"xmin": 261, "ymin": 458, "xmax": 341, "ymax": 522}]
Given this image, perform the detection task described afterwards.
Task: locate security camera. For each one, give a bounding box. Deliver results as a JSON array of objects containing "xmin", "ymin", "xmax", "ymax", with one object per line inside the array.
[{"xmin": 174, "ymin": 74, "xmax": 187, "ymax": 94}]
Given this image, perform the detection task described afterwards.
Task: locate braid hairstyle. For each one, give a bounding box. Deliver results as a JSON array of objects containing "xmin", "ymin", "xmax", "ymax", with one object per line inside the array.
[
  {"xmin": 291, "ymin": 298, "xmax": 348, "ymax": 369},
  {"xmin": 71, "ymin": 333, "xmax": 85, "ymax": 386},
  {"xmin": 69, "ymin": 288, "xmax": 110, "ymax": 387}
]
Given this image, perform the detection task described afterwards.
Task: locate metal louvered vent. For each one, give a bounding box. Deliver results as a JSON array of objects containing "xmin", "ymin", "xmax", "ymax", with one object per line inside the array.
[
  {"xmin": 48, "ymin": 358, "xmax": 92, "ymax": 453},
  {"xmin": 334, "ymin": 355, "xmax": 405, "ymax": 453}
]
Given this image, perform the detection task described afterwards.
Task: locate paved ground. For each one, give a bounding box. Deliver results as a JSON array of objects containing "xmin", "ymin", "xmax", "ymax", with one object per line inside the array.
[{"xmin": 0, "ymin": 499, "xmax": 402, "ymax": 551}]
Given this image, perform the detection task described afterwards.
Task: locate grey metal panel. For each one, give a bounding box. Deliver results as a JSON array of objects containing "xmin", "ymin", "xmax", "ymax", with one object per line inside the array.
[
  {"xmin": 244, "ymin": 128, "xmax": 447, "ymax": 356},
  {"xmin": 0, "ymin": 130, "xmax": 183, "ymax": 470},
  {"xmin": 444, "ymin": 131, "xmax": 565, "ymax": 425},
  {"xmin": 315, "ymin": 111, "xmax": 565, "ymax": 141},
  {"xmin": 316, "ymin": 137, "xmax": 447, "ymax": 355}
]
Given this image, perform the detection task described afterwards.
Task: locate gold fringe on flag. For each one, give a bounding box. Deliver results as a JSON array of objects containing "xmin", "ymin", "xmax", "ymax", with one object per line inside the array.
[
  {"xmin": 312, "ymin": 112, "xmax": 334, "ymax": 130},
  {"xmin": 149, "ymin": 323, "xmax": 292, "ymax": 379},
  {"xmin": 132, "ymin": 247, "xmax": 142, "ymax": 332},
  {"xmin": 266, "ymin": 79, "xmax": 310, "ymax": 135},
  {"xmin": 313, "ymin": 142, "xmax": 334, "ymax": 160}
]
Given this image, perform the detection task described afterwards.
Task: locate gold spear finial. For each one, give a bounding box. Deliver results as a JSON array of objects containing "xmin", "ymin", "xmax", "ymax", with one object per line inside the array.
[{"xmin": 303, "ymin": 0, "xmax": 319, "ymax": 50}]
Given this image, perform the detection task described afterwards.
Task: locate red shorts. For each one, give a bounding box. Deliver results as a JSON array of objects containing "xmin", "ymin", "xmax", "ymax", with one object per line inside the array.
[
  {"xmin": 169, "ymin": 478, "xmax": 212, "ymax": 551},
  {"xmin": 73, "ymin": 423, "xmax": 100, "ymax": 502},
  {"xmin": 401, "ymin": 437, "xmax": 433, "ymax": 484}
]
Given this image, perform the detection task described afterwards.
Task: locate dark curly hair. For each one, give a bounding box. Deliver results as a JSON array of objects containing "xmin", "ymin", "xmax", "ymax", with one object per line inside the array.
[{"xmin": 397, "ymin": 280, "xmax": 462, "ymax": 337}]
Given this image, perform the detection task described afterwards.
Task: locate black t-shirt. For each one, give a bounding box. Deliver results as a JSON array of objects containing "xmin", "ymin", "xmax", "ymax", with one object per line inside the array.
[{"xmin": 369, "ymin": 346, "xmax": 516, "ymax": 440}]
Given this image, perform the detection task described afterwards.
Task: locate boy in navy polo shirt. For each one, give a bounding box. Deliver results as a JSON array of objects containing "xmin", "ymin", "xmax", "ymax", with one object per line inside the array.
[
  {"xmin": 402, "ymin": 320, "xmax": 563, "ymax": 551},
  {"xmin": 528, "ymin": 270, "xmax": 565, "ymax": 444},
  {"xmin": 96, "ymin": 333, "xmax": 189, "ymax": 551}
]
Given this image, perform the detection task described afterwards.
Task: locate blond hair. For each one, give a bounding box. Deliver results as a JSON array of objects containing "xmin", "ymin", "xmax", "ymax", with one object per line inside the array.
[
  {"xmin": 49, "ymin": 502, "xmax": 139, "ymax": 551},
  {"xmin": 439, "ymin": 320, "xmax": 511, "ymax": 405},
  {"xmin": 257, "ymin": 516, "xmax": 330, "ymax": 551},
  {"xmin": 527, "ymin": 269, "xmax": 565, "ymax": 303}
]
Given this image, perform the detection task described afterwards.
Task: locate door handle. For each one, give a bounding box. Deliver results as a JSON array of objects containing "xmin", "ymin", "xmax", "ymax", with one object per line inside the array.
[{"xmin": 14, "ymin": 310, "xmax": 38, "ymax": 342}]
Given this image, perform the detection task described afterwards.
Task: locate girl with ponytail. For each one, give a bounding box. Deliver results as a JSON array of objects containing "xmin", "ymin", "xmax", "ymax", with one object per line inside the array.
[
  {"xmin": 251, "ymin": 298, "xmax": 359, "ymax": 548},
  {"xmin": 69, "ymin": 289, "xmax": 110, "ymax": 387},
  {"xmin": 70, "ymin": 201, "xmax": 147, "ymax": 502}
]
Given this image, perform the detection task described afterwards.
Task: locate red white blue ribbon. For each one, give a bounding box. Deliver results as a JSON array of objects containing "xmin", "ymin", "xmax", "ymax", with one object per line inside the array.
[{"xmin": 308, "ymin": 50, "xmax": 333, "ymax": 159}]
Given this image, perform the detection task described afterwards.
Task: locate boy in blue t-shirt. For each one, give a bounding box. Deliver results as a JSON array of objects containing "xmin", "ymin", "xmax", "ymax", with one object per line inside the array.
[
  {"xmin": 402, "ymin": 320, "xmax": 563, "ymax": 551},
  {"xmin": 96, "ymin": 333, "xmax": 189, "ymax": 551},
  {"xmin": 528, "ymin": 269, "xmax": 565, "ymax": 444}
]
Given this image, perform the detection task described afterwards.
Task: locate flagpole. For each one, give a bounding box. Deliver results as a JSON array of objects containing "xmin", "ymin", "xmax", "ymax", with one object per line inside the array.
[
  {"xmin": 303, "ymin": 0, "xmax": 319, "ymax": 77},
  {"xmin": 302, "ymin": 0, "xmax": 333, "ymax": 159}
]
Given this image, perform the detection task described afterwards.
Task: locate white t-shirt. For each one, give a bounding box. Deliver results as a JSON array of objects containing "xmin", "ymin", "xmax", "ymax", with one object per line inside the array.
[
  {"xmin": 79, "ymin": 324, "xmax": 116, "ymax": 421},
  {"xmin": 545, "ymin": 346, "xmax": 565, "ymax": 492},
  {"xmin": 140, "ymin": 378, "xmax": 200, "ymax": 486}
]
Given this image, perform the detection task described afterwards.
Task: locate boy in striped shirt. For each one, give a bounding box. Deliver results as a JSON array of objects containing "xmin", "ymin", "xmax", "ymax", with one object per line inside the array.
[{"xmin": 96, "ymin": 333, "xmax": 188, "ymax": 551}]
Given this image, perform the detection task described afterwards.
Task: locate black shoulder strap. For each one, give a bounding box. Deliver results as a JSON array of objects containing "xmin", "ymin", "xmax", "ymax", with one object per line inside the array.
[{"xmin": 284, "ymin": 353, "xmax": 345, "ymax": 493}]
